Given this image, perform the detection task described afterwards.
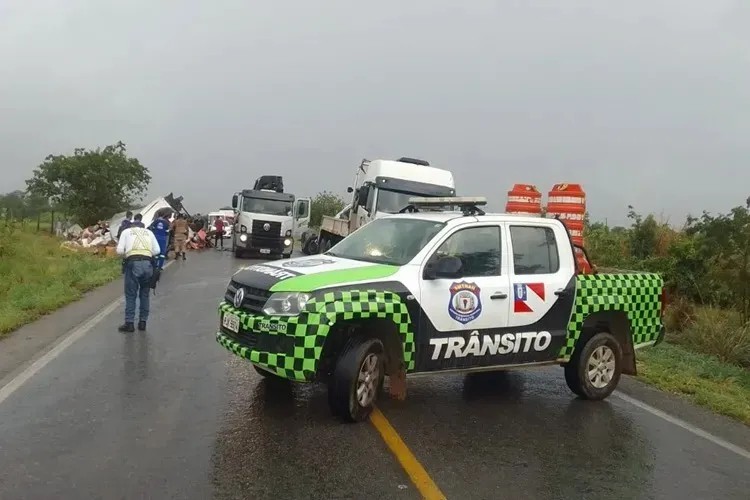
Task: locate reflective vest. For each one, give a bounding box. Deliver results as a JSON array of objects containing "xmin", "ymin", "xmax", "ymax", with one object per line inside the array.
[{"xmin": 126, "ymin": 227, "xmax": 154, "ymax": 258}]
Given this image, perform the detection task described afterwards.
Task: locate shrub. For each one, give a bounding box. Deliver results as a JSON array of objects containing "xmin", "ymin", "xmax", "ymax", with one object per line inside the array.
[
  {"xmin": 663, "ymin": 295, "xmax": 696, "ymax": 333},
  {"xmin": 678, "ymin": 308, "xmax": 750, "ymax": 368}
]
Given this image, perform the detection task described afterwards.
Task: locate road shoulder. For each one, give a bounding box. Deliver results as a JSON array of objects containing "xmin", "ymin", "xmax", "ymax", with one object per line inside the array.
[
  {"xmin": 0, "ymin": 279, "xmax": 122, "ymax": 384},
  {"xmin": 618, "ymin": 374, "xmax": 750, "ymax": 451}
]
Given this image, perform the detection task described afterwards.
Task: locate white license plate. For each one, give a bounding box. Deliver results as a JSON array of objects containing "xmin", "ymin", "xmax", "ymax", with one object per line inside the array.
[
  {"xmin": 222, "ymin": 312, "xmax": 240, "ymax": 333},
  {"xmin": 259, "ymin": 249, "xmax": 271, "ymax": 254}
]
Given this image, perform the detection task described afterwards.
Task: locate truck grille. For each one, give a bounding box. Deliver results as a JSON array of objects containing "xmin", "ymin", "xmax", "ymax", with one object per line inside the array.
[
  {"xmin": 252, "ymin": 219, "xmax": 281, "ymax": 238},
  {"xmin": 225, "ymin": 281, "xmax": 272, "ymax": 313}
]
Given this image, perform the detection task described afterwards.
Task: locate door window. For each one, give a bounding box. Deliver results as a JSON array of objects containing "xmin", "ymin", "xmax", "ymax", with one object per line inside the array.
[
  {"xmin": 296, "ymin": 200, "xmax": 309, "ymax": 219},
  {"xmin": 434, "ymin": 226, "xmax": 501, "ymax": 277},
  {"xmin": 510, "ymin": 226, "xmax": 559, "ymax": 275}
]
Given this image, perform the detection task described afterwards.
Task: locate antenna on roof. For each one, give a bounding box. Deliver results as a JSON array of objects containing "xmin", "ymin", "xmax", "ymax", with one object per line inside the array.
[{"xmin": 400, "ymin": 196, "xmax": 487, "ymax": 216}]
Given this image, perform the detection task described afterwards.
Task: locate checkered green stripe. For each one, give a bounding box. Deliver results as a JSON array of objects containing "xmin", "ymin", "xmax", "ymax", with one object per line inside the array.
[
  {"xmin": 216, "ymin": 290, "xmax": 416, "ymax": 381},
  {"xmin": 559, "ymin": 273, "xmax": 663, "ymax": 360}
]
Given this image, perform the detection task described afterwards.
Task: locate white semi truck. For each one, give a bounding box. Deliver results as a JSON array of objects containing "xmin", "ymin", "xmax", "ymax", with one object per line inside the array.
[
  {"xmin": 317, "ymin": 157, "xmax": 456, "ymax": 252},
  {"xmin": 231, "ymin": 176, "xmax": 311, "ymax": 259}
]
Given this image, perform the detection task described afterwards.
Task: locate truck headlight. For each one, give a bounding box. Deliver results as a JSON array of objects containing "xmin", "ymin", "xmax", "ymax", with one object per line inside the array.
[
  {"xmin": 285, "ymin": 229, "xmax": 292, "ymax": 237},
  {"xmin": 239, "ymin": 234, "xmax": 248, "ymax": 242},
  {"xmin": 263, "ymin": 292, "xmax": 310, "ymax": 316},
  {"xmin": 284, "ymin": 238, "xmax": 292, "ymax": 247}
]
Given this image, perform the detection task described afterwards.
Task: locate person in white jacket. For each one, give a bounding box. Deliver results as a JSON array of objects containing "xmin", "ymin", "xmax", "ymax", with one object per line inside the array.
[{"xmin": 116, "ymin": 215, "xmax": 161, "ymax": 332}]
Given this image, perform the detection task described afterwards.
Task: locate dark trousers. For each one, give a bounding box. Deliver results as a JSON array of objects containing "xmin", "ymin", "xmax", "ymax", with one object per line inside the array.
[
  {"xmin": 124, "ymin": 259, "xmax": 153, "ymax": 323},
  {"xmin": 214, "ymin": 232, "xmax": 223, "ymax": 248},
  {"xmin": 155, "ymin": 236, "xmax": 167, "ymax": 269}
]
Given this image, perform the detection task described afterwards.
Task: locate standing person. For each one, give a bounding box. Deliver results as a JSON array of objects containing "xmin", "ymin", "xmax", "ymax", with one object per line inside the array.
[
  {"xmin": 117, "ymin": 211, "xmax": 133, "ymax": 238},
  {"xmin": 131, "ymin": 213, "xmax": 145, "ymax": 228},
  {"xmin": 172, "ymin": 213, "xmax": 190, "ymax": 260},
  {"xmin": 149, "ymin": 211, "xmax": 171, "ymax": 270},
  {"xmin": 116, "ymin": 216, "xmax": 160, "ymax": 333},
  {"xmin": 214, "ymin": 217, "xmax": 225, "ymax": 250}
]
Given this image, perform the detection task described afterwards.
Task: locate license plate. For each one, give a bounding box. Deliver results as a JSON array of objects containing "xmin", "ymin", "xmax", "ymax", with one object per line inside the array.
[
  {"xmin": 260, "ymin": 249, "xmax": 271, "ymax": 254},
  {"xmin": 222, "ymin": 312, "xmax": 240, "ymax": 333}
]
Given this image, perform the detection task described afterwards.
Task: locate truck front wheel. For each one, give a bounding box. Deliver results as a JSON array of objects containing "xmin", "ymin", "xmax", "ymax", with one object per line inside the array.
[
  {"xmin": 328, "ymin": 337, "xmax": 385, "ymax": 422},
  {"xmin": 564, "ymin": 332, "xmax": 622, "ymax": 400}
]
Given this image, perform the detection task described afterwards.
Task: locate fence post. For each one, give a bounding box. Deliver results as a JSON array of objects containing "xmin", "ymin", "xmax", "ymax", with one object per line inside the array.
[{"xmin": 50, "ymin": 211, "xmax": 55, "ymax": 235}]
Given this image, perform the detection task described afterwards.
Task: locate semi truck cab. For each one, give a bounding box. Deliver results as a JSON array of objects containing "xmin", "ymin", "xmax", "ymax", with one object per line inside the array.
[
  {"xmin": 231, "ymin": 189, "xmax": 311, "ymax": 258},
  {"xmin": 318, "ymin": 157, "xmax": 456, "ymax": 252}
]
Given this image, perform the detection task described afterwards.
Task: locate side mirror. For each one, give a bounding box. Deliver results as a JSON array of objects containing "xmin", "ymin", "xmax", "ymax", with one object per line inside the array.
[
  {"xmin": 424, "ymin": 256, "xmax": 463, "ymax": 280},
  {"xmin": 297, "ymin": 204, "xmax": 304, "ymax": 218},
  {"xmin": 347, "ymin": 187, "xmax": 354, "ymax": 193},
  {"xmin": 231, "ymin": 194, "xmax": 238, "ymax": 209}
]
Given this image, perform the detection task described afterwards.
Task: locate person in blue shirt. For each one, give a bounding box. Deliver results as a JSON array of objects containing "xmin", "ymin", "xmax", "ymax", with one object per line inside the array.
[
  {"xmin": 116, "ymin": 211, "xmax": 133, "ymax": 239},
  {"xmin": 148, "ymin": 211, "xmax": 171, "ymax": 270}
]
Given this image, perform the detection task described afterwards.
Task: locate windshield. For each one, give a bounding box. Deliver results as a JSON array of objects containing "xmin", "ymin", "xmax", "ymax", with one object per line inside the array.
[
  {"xmin": 327, "ymin": 217, "xmax": 446, "ymax": 265},
  {"xmin": 242, "ymin": 196, "xmax": 293, "ymax": 216},
  {"xmin": 376, "ymin": 188, "xmax": 449, "ymax": 213}
]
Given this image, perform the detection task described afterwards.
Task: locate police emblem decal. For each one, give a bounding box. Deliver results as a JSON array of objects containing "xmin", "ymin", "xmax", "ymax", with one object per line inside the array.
[{"xmin": 448, "ymin": 281, "xmax": 482, "ymax": 324}]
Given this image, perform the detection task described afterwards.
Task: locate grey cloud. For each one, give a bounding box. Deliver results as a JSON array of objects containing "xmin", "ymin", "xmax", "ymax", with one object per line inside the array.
[{"xmin": 1, "ymin": 0, "xmax": 749, "ymax": 225}]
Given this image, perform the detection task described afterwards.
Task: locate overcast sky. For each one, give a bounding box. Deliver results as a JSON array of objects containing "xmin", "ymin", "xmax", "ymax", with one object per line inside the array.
[{"xmin": 1, "ymin": 0, "xmax": 748, "ymax": 225}]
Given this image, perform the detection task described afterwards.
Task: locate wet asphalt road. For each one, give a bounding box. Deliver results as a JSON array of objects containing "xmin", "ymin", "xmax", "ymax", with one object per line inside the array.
[{"xmin": 0, "ymin": 250, "xmax": 749, "ymax": 499}]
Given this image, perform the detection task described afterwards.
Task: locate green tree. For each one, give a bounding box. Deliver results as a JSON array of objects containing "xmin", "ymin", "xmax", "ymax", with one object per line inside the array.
[
  {"xmin": 26, "ymin": 141, "xmax": 150, "ymax": 226},
  {"xmin": 310, "ymin": 191, "xmax": 346, "ymax": 228},
  {"xmin": 684, "ymin": 200, "xmax": 750, "ymax": 322},
  {"xmin": 627, "ymin": 205, "xmax": 658, "ymax": 260},
  {"xmin": 0, "ymin": 191, "xmax": 27, "ymax": 219}
]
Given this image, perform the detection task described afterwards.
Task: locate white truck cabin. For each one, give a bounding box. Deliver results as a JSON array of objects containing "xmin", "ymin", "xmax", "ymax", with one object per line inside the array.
[{"xmin": 319, "ymin": 158, "xmax": 456, "ymax": 250}]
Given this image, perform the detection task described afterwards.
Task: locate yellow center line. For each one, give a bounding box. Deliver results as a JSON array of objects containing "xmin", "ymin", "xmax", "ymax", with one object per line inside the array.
[{"xmin": 369, "ymin": 407, "xmax": 447, "ymax": 500}]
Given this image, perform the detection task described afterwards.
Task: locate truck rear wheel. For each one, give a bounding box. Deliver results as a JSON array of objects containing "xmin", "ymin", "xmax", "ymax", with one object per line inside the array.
[
  {"xmin": 564, "ymin": 332, "xmax": 622, "ymax": 400},
  {"xmin": 328, "ymin": 336, "xmax": 385, "ymax": 422}
]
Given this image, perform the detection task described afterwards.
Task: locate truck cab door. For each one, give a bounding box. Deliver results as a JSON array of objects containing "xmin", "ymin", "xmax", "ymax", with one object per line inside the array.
[
  {"xmin": 231, "ymin": 193, "xmax": 241, "ymax": 246},
  {"xmin": 416, "ymin": 223, "xmax": 511, "ymax": 372},
  {"xmin": 293, "ymin": 197, "xmax": 311, "ymax": 240},
  {"xmin": 505, "ymin": 222, "xmax": 577, "ymax": 362}
]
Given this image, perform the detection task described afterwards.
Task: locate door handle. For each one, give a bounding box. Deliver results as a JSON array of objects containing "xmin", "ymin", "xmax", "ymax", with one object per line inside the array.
[
  {"xmin": 554, "ymin": 288, "xmax": 569, "ymax": 296},
  {"xmin": 490, "ymin": 292, "xmax": 508, "ymax": 300}
]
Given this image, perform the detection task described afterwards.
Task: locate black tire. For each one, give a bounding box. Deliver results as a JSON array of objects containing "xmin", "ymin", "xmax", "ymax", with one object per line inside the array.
[
  {"xmin": 282, "ymin": 253, "xmax": 291, "ymax": 259},
  {"xmin": 306, "ymin": 238, "xmax": 319, "ymax": 255},
  {"xmin": 328, "ymin": 337, "xmax": 385, "ymax": 422},
  {"xmin": 564, "ymin": 332, "xmax": 622, "ymax": 400},
  {"xmin": 317, "ymin": 238, "xmax": 328, "ymax": 254},
  {"xmin": 234, "ymin": 248, "xmax": 244, "ymax": 258}
]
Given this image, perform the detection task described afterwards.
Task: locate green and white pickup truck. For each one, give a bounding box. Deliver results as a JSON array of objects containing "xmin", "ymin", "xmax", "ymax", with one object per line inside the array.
[{"xmin": 216, "ymin": 197, "xmax": 666, "ymax": 422}]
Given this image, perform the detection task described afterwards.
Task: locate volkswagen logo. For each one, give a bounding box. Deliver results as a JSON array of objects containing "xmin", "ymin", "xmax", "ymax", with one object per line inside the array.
[
  {"xmin": 233, "ymin": 287, "xmax": 245, "ymax": 308},
  {"xmin": 263, "ymin": 223, "xmax": 270, "ymax": 231}
]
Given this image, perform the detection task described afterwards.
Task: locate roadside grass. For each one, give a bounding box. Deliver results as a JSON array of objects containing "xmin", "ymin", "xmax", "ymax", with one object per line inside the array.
[
  {"xmin": 0, "ymin": 224, "xmax": 120, "ymax": 335},
  {"xmin": 636, "ymin": 301, "xmax": 750, "ymax": 425},
  {"xmin": 636, "ymin": 342, "xmax": 750, "ymax": 426}
]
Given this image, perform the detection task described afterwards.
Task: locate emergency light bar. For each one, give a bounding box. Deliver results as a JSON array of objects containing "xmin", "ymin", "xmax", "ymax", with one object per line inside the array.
[
  {"xmin": 402, "ymin": 196, "xmax": 487, "ymax": 216},
  {"xmin": 408, "ymin": 196, "xmax": 487, "ymax": 207}
]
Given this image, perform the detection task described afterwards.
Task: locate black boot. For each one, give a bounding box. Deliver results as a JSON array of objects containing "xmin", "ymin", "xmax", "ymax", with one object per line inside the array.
[
  {"xmin": 118, "ymin": 322, "xmax": 135, "ymax": 333},
  {"xmin": 138, "ymin": 320, "xmax": 147, "ymax": 331},
  {"xmin": 182, "ymin": 252, "xmax": 186, "ymax": 261}
]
